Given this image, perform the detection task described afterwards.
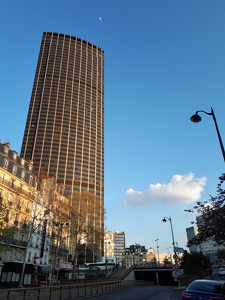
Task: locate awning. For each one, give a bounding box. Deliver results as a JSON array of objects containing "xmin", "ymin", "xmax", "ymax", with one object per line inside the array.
[
  {"xmin": 2, "ymin": 262, "xmax": 34, "ymax": 274},
  {"xmin": 59, "ymin": 262, "xmax": 73, "ymax": 270},
  {"xmin": 37, "ymin": 266, "xmax": 51, "ymax": 273}
]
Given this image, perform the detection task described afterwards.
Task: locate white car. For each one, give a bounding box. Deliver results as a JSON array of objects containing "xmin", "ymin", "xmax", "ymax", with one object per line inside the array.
[{"xmin": 218, "ymin": 267, "xmax": 225, "ymax": 275}]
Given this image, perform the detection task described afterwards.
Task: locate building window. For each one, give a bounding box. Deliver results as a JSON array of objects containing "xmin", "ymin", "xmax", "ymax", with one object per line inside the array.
[
  {"xmin": 4, "ymin": 146, "xmax": 9, "ymax": 154},
  {"xmin": 29, "ymin": 175, "xmax": 33, "ymax": 185},
  {"xmin": 11, "ymin": 180, "xmax": 15, "ymax": 189},
  {"xmin": 13, "ymin": 152, "xmax": 17, "ymax": 161},
  {"xmin": 21, "ymin": 158, "xmax": 25, "ymax": 166},
  {"xmin": 12, "ymin": 165, "xmax": 17, "ymax": 175},
  {"xmin": 1, "ymin": 174, "xmax": 5, "ymax": 182},
  {"xmin": 21, "ymin": 170, "xmax": 25, "ymax": 180},
  {"xmin": 3, "ymin": 159, "xmax": 8, "ymax": 169},
  {"xmin": 28, "ymin": 252, "xmax": 31, "ymax": 262}
]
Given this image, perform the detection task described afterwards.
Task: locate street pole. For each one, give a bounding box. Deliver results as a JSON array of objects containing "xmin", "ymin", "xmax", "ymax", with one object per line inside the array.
[
  {"xmin": 18, "ymin": 221, "xmax": 32, "ymax": 287},
  {"xmin": 211, "ymin": 108, "xmax": 225, "ymax": 162},
  {"xmin": 155, "ymin": 239, "xmax": 160, "ymax": 267}
]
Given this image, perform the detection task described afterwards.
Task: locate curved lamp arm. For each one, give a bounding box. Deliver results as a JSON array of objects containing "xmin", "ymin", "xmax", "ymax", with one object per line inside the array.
[{"xmin": 190, "ymin": 107, "xmax": 225, "ymax": 162}]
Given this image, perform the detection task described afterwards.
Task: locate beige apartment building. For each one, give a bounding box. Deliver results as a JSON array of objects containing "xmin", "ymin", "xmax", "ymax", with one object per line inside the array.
[
  {"xmin": 0, "ymin": 142, "xmax": 72, "ymax": 287},
  {"xmin": 0, "ymin": 142, "xmax": 36, "ymax": 286}
]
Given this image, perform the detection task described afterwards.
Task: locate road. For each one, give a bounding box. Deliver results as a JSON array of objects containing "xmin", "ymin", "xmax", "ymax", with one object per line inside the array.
[
  {"xmin": 0, "ymin": 270, "xmax": 223, "ymax": 300},
  {"xmin": 85, "ymin": 269, "xmax": 225, "ymax": 300},
  {"xmin": 211, "ymin": 270, "xmax": 225, "ymax": 281},
  {"xmin": 85, "ymin": 285, "xmax": 185, "ymax": 300}
]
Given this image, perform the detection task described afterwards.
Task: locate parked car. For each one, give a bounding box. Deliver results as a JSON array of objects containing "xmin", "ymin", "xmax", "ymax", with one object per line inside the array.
[
  {"xmin": 219, "ymin": 267, "xmax": 225, "ymax": 276},
  {"xmin": 181, "ymin": 279, "xmax": 225, "ymax": 300}
]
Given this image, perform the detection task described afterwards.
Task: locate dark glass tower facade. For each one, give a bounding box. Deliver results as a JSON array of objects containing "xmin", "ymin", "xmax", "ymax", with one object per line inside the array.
[{"xmin": 21, "ymin": 32, "xmax": 104, "ymax": 202}]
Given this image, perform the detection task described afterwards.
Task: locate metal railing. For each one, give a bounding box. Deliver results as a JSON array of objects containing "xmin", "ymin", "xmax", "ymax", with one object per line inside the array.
[
  {"xmin": 0, "ymin": 178, "xmax": 35, "ymax": 200},
  {"xmin": 0, "ymin": 280, "xmax": 134, "ymax": 299},
  {"xmin": 0, "ymin": 238, "xmax": 27, "ymax": 248},
  {"xmin": 50, "ymin": 245, "xmax": 69, "ymax": 254}
]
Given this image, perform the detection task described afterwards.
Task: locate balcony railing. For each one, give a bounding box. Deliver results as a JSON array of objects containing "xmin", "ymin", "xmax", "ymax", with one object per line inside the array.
[
  {"xmin": 11, "ymin": 239, "xmax": 27, "ymax": 247},
  {"xmin": 51, "ymin": 245, "xmax": 69, "ymax": 254},
  {"xmin": 0, "ymin": 237, "xmax": 27, "ymax": 248},
  {"xmin": 0, "ymin": 177, "xmax": 35, "ymax": 200}
]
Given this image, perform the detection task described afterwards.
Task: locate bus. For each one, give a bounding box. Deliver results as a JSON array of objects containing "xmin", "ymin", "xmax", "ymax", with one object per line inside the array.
[{"xmin": 84, "ymin": 262, "xmax": 115, "ymax": 271}]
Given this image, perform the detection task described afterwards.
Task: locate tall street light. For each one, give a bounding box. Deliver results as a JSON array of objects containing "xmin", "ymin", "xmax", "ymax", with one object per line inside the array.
[
  {"xmin": 162, "ymin": 217, "xmax": 176, "ymax": 254},
  {"xmin": 155, "ymin": 239, "xmax": 160, "ymax": 267},
  {"xmin": 190, "ymin": 107, "xmax": 225, "ymax": 162}
]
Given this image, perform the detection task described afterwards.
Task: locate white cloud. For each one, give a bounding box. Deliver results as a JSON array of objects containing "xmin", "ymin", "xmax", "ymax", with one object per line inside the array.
[{"xmin": 124, "ymin": 173, "xmax": 207, "ymax": 208}]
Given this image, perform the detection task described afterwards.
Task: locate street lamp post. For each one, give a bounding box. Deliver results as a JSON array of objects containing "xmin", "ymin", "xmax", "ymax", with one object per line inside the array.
[
  {"xmin": 104, "ymin": 239, "xmax": 110, "ymax": 276},
  {"xmin": 51, "ymin": 221, "xmax": 69, "ymax": 285},
  {"xmin": 162, "ymin": 217, "xmax": 176, "ymax": 253},
  {"xmin": 155, "ymin": 239, "xmax": 160, "ymax": 267},
  {"xmin": 163, "ymin": 217, "xmax": 181, "ymax": 285},
  {"xmin": 190, "ymin": 107, "xmax": 225, "ymax": 162}
]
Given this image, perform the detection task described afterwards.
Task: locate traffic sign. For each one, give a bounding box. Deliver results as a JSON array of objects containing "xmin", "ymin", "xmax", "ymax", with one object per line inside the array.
[
  {"xmin": 174, "ymin": 247, "xmax": 184, "ymax": 253},
  {"xmin": 55, "ymin": 265, "xmax": 60, "ymax": 271},
  {"xmin": 172, "ymin": 269, "xmax": 182, "ymax": 278},
  {"xmin": 173, "ymin": 253, "xmax": 178, "ymax": 259}
]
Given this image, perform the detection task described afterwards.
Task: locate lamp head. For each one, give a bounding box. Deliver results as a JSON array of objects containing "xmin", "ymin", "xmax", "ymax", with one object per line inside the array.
[
  {"xmin": 162, "ymin": 218, "xmax": 167, "ymax": 223},
  {"xmin": 190, "ymin": 113, "xmax": 202, "ymax": 123}
]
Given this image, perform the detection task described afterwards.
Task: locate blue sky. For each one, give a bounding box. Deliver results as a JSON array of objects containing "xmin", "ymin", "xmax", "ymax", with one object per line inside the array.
[{"xmin": 1, "ymin": 0, "xmax": 225, "ymax": 254}]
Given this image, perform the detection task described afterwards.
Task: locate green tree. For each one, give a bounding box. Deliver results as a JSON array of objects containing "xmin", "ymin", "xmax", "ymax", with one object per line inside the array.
[
  {"xmin": 187, "ymin": 173, "xmax": 225, "ymax": 246},
  {"xmin": 180, "ymin": 251, "xmax": 211, "ymax": 276}
]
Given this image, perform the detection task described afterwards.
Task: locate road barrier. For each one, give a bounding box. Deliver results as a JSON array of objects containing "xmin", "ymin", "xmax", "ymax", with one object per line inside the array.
[{"xmin": 0, "ymin": 280, "xmax": 134, "ymax": 300}]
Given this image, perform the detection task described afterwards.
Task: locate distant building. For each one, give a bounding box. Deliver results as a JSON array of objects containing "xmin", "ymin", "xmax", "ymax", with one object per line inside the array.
[
  {"xmin": 186, "ymin": 226, "xmax": 200, "ymax": 253},
  {"xmin": 186, "ymin": 216, "xmax": 225, "ymax": 264},
  {"xmin": 145, "ymin": 248, "xmax": 157, "ymax": 266},
  {"xmin": 124, "ymin": 244, "xmax": 146, "ymax": 268},
  {"xmin": 145, "ymin": 247, "xmax": 175, "ymax": 267},
  {"xmin": 104, "ymin": 231, "xmax": 125, "ymax": 266}
]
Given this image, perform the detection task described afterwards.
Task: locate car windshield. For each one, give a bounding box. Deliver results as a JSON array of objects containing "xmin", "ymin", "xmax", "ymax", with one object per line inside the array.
[{"xmin": 188, "ymin": 281, "xmax": 223, "ymax": 294}]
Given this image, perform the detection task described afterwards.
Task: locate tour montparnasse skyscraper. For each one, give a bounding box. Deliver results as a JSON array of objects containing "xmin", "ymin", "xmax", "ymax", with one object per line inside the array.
[{"xmin": 21, "ymin": 32, "xmax": 104, "ymax": 204}]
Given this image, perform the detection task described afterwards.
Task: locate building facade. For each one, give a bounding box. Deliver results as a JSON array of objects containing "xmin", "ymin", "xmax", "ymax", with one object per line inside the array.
[
  {"xmin": 20, "ymin": 32, "xmax": 105, "ymax": 260},
  {"xmin": 0, "ymin": 142, "xmax": 73, "ymax": 287},
  {"xmin": 186, "ymin": 226, "xmax": 200, "ymax": 253},
  {"xmin": 20, "ymin": 32, "xmax": 104, "ymax": 199},
  {"xmin": 0, "ymin": 142, "xmax": 37, "ymax": 287},
  {"xmin": 124, "ymin": 244, "xmax": 146, "ymax": 268},
  {"xmin": 104, "ymin": 231, "xmax": 125, "ymax": 266}
]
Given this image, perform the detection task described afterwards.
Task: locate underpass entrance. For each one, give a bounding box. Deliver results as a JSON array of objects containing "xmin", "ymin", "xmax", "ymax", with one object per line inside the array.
[{"xmin": 134, "ymin": 269, "xmax": 178, "ymax": 286}]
